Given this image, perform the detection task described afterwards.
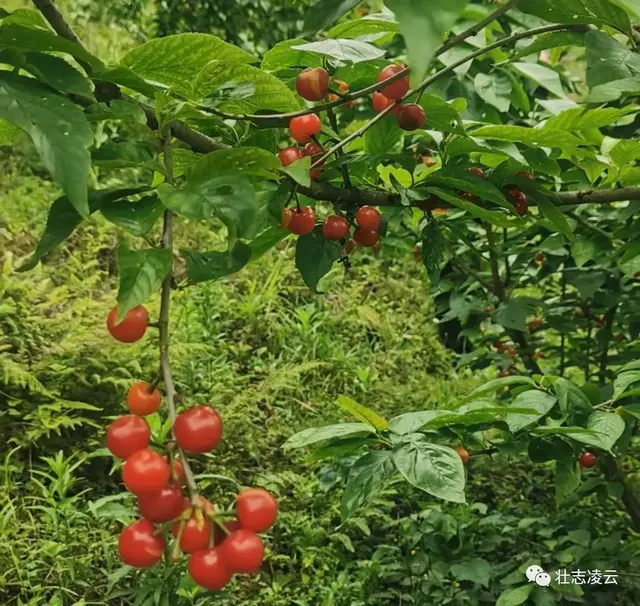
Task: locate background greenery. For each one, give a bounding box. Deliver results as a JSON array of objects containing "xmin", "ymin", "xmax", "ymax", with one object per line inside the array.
[{"xmin": 1, "ymin": 0, "xmax": 640, "ymax": 605}]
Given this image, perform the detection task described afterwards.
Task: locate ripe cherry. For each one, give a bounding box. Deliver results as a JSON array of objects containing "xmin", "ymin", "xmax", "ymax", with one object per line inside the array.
[
  {"xmin": 468, "ymin": 167, "xmax": 485, "ymax": 178},
  {"xmin": 127, "ymin": 382, "xmax": 161, "ymax": 416},
  {"xmin": 173, "ymin": 514, "xmax": 212, "ymax": 553},
  {"xmin": 289, "ymin": 114, "xmax": 322, "ymax": 144},
  {"xmin": 534, "ymin": 252, "xmax": 545, "ymax": 265},
  {"xmin": 507, "ymin": 185, "xmax": 528, "ymax": 216},
  {"xmin": 107, "ymin": 305, "xmax": 149, "ymax": 343},
  {"xmin": 106, "ymin": 415, "xmax": 150, "ymax": 459},
  {"xmin": 278, "ymin": 146, "xmax": 303, "ymax": 167},
  {"xmin": 138, "ymin": 484, "xmax": 184, "ymax": 523},
  {"xmin": 123, "ymin": 448, "xmax": 170, "ymax": 496},
  {"xmin": 455, "ymin": 447, "xmax": 469, "ymax": 464},
  {"xmin": 354, "ymin": 228, "xmax": 379, "ymax": 248},
  {"xmin": 189, "ymin": 548, "xmax": 232, "ymax": 591},
  {"xmin": 579, "ymin": 452, "xmax": 596, "ymax": 468},
  {"xmin": 508, "ymin": 347, "xmax": 517, "ymax": 360},
  {"xmin": 296, "ymin": 67, "xmax": 329, "ymax": 101},
  {"xmin": 174, "ymin": 406, "xmax": 223, "ymax": 454},
  {"xmin": 396, "ymin": 103, "xmax": 425, "ymax": 131},
  {"xmin": 118, "ymin": 519, "xmax": 164, "ymax": 568},
  {"xmin": 302, "ymin": 141, "xmax": 325, "ymax": 179},
  {"xmin": 323, "ymin": 216, "xmax": 350, "ymax": 241},
  {"xmin": 213, "ymin": 519, "xmax": 243, "ymax": 546},
  {"xmin": 235, "ymin": 488, "xmax": 278, "ymax": 533},
  {"xmin": 329, "ymin": 80, "xmax": 354, "ymax": 106},
  {"xmin": 288, "ymin": 206, "xmax": 316, "ymax": 236},
  {"xmin": 493, "ymin": 340, "xmax": 506, "ymax": 352},
  {"xmin": 378, "ymin": 64, "xmax": 409, "ymax": 100},
  {"xmin": 372, "ymin": 91, "xmax": 396, "ymax": 114},
  {"xmin": 220, "ymin": 529, "xmax": 264, "ymax": 574},
  {"xmin": 515, "ymin": 171, "xmax": 534, "ymax": 180},
  {"xmin": 486, "ymin": 305, "xmax": 494, "ymax": 313},
  {"xmin": 355, "ymin": 206, "xmax": 381, "ymax": 231}
]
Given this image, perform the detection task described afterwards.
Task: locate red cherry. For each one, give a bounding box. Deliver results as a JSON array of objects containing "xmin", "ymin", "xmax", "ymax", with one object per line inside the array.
[
  {"xmin": 468, "ymin": 167, "xmax": 486, "ymax": 178},
  {"xmin": 172, "ymin": 515, "xmax": 212, "ymax": 554},
  {"xmin": 174, "ymin": 406, "xmax": 223, "ymax": 454},
  {"xmin": 329, "ymin": 80, "xmax": 355, "ymax": 106},
  {"xmin": 355, "ymin": 206, "xmax": 381, "ymax": 231},
  {"xmin": 289, "ymin": 114, "xmax": 322, "ymax": 144},
  {"xmin": 288, "ymin": 206, "xmax": 316, "ymax": 236},
  {"xmin": 107, "ymin": 306, "xmax": 149, "ymax": 343},
  {"xmin": 302, "ymin": 141, "xmax": 325, "ymax": 179},
  {"xmin": 422, "ymin": 155, "xmax": 437, "ymax": 167},
  {"xmin": 455, "ymin": 447, "xmax": 469, "ymax": 464},
  {"xmin": 138, "ymin": 484, "xmax": 184, "ymax": 523},
  {"xmin": 486, "ymin": 305, "xmax": 494, "ymax": 313},
  {"xmin": 127, "ymin": 382, "xmax": 161, "ymax": 416},
  {"xmin": 189, "ymin": 548, "xmax": 232, "ymax": 591},
  {"xmin": 507, "ymin": 185, "xmax": 528, "ymax": 216},
  {"xmin": 378, "ymin": 64, "xmax": 410, "ymax": 100},
  {"xmin": 354, "ymin": 228, "xmax": 379, "ymax": 248},
  {"xmin": 323, "ymin": 216, "xmax": 350, "ymax": 241},
  {"xmin": 213, "ymin": 519, "xmax": 243, "ymax": 546},
  {"xmin": 278, "ymin": 146, "xmax": 303, "ymax": 167},
  {"xmin": 123, "ymin": 448, "xmax": 170, "ymax": 496},
  {"xmin": 579, "ymin": 452, "xmax": 596, "ymax": 468},
  {"xmin": 235, "ymin": 488, "xmax": 278, "ymax": 533},
  {"xmin": 372, "ymin": 91, "xmax": 397, "ymax": 114},
  {"xmin": 515, "ymin": 171, "xmax": 534, "ymax": 180},
  {"xmin": 220, "ymin": 529, "xmax": 264, "ymax": 574},
  {"xmin": 118, "ymin": 519, "xmax": 164, "ymax": 568},
  {"xmin": 295, "ymin": 67, "xmax": 329, "ymax": 101},
  {"xmin": 396, "ymin": 103, "xmax": 425, "ymax": 131},
  {"xmin": 106, "ymin": 415, "xmax": 150, "ymax": 459}
]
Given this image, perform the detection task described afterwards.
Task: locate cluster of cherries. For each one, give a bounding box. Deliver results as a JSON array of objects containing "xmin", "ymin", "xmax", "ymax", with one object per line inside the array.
[
  {"xmin": 105, "ymin": 305, "xmax": 278, "ymax": 590},
  {"xmin": 459, "ymin": 167, "xmax": 531, "ymax": 216}
]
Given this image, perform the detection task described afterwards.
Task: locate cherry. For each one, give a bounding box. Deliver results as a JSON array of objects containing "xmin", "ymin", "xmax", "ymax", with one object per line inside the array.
[
  {"xmin": 106, "ymin": 415, "xmax": 150, "ymax": 459},
  {"xmin": 534, "ymin": 252, "xmax": 545, "ymax": 265},
  {"xmin": 499, "ymin": 370, "xmax": 510, "ymax": 377},
  {"xmin": 235, "ymin": 488, "xmax": 278, "ymax": 533},
  {"xmin": 468, "ymin": 167, "xmax": 486, "ymax": 178},
  {"xmin": 220, "ymin": 529, "xmax": 264, "ymax": 574},
  {"xmin": 123, "ymin": 448, "xmax": 170, "ymax": 496},
  {"xmin": 302, "ymin": 141, "xmax": 325, "ymax": 179},
  {"xmin": 289, "ymin": 114, "xmax": 322, "ymax": 144},
  {"xmin": 485, "ymin": 305, "xmax": 494, "ymax": 313},
  {"xmin": 354, "ymin": 228, "xmax": 380, "ymax": 248},
  {"xmin": 329, "ymin": 80, "xmax": 354, "ymax": 106},
  {"xmin": 173, "ymin": 513, "xmax": 212, "ymax": 553},
  {"xmin": 127, "ymin": 382, "xmax": 161, "ymax": 416},
  {"xmin": 372, "ymin": 91, "xmax": 396, "ymax": 114},
  {"xmin": 296, "ymin": 67, "xmax": 329, "ymax": 101},
  {"xmin": 189, "ymin": 548, "xmax": 232, "ymax": 591},
  {"xmin": 118, "ymin": 519, "xmax": 164, "ymax": 568},
  {"xmin": 288, "ymin": 206, "xmax": 316, "ymax": 235},
  {"xmin": 493, "ymin": 340, "xmax": 506, "ymax": 352},
  {"xmin": 107, "ymin": 305, "xmax": 149, "ymax": 343},
  {"xmin": 281, "ymin": 207, "xmax": 293, "ymax": 229},
  {"xmin": 323, "ymin": 216, "xmax": 350, "ymax": 241},
  {"xmin": 377, "ymin": 64, "xmax": 409, "ymax": 100},
  {"xmin": 138, "ymin": 484, "xmax": 184, "ymax": 523},
  {"xmin": 579, "ymin": 452, "xmax": 596, "ymax": 468},
  {"xmin": 396, "ymin": 103, "xmax": 425, "ymax": 131},
  {"xmin": 460, "ymin": 191, "xmax": 478, "ymax": 202},
  {"xmin": 533, "ymin": 351, "xmax": 546, "ymax": 360},
  {"xmin": 174, "ymin": 406, "xmax": 223, "ymax": 454},
  {"xmin": 515, "ymin": 171, "xmax": 534, "ymax": 180},
  {"xmin": 508, "ymin": 347, "xmax": 517, "ymax": 360},
  {"xmin": 455, "ymin": 447, "xmax": 469, "ymax": 464},
  {"xmin": 213, "ymin": 519, "xmax": 243, "ymax": 546},
  {"xmin": 422, "ymin": 155, "xmax": 437, "ymax": 167},
  {"xmin": 278, "ymin": 146, "xmax": 303, "ymax": 167},
  {"xmin": 507, "ymin": 185, "xmax": 528, "ymax": 216},
  {"xmin": 355, "ymin": 206, "xmax": 381, "ymax": 231},
  {"xmin": 528, "ymin": 317, "xmax": 543, "ymax": 332}
]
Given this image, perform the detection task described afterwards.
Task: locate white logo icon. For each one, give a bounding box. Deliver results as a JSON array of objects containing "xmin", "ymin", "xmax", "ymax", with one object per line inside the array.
[
  {"xmin": 526, "ymin": 565, "xmax": 544, "ymax": 583},
  {"xmin": 535, "ymin": 572, "xmax": 551, "ymax": 587}
]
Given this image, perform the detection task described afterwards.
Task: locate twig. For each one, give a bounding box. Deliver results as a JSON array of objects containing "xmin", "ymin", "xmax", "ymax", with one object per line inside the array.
[
  {"xmin": 559, "ymin": 274, "xmax": 567, "ymax": 376},
  {"xmin": 485, "ymin": 223, "xmax": 506, "ymax": 300},
  {"xmin": 598, "ymin": 303, "xmax": 618, "ymax": 384},
  {"xmin": 325, "ymin": 108, "xmax": 352, "ymax": 188},
  {"xmin": 451, "ymin": 259, "xmax": 496, "ymax": 294}
]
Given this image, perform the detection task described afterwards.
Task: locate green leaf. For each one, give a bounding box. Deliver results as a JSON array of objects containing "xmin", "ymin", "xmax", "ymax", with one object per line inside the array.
[
  {"xmin": 419, "ymin": 94, "xmax": 465, "ymax": 133},
  {"xmin": 119, "ymin": 33, "xmax": 255, "ymax": 95},
  {"xmin": 512, "ymin": 62, "xmax": 568, "ymax": 99},
  {"xmin": 545, "ymin": 106, "xmax": 639, "ymax": 131},
  {"xmin": 585, "ymin": 31, "xmax": 640, "ymax": 90},
  {"xmin": 281, "ymin": 156, "xmax": 312, "ymax": 187},
  {"xmin": 84, "ymin": 99, "xmax": 147, "ymax": 124},
  {"xmin": 101, "ymin": 195, "xmax": 164, "ymax": 236},
  {"xmin": 554, "ymin": 378, "xmax": 593, "ymax": 425},
  {"xmin": 181, "ymin": 243, "xmax": 251, "ymax": 284},
  {"xmin": 564, "ymin": 267, "xmax": 607, "ymax": 299},
  {"xmin": 340, "ymin": 451, "xmax": 394, "ymax": 520},
  {"xmin": 157, "ymin": 176, "xmax": 257, "ymax": 239},
  {"xmin": 92, "ymin": 141, "xmax": 156, "ymax": 170},
  {"xmin": 336, "ymin": 395, "xmax": 388, "ymax": 430},
  {"xmin": 471, "ymin": 124, "xmax": 584, "ymax": 154},
  {"xmin": 450, "ymin": 558, "xmax": 491, "ymax": 588},
  {"xmin": 510, "ymin": 31, "xmax": 587, "ymax": 61},
  {"xmin": 295, "ymin": 227, "xmax": 342, "ymax": 293},
  {"xmin": 386, "ymin": 0, "xmax": 468, "ymax": 86},
  {"xmin": 586, "ymin": 76, "xmax": 640, "ymax": 103},
  {"xmin": 187, "ymin": 147, "xmax": 280, "ymax": 181},
  {"xmin": 388, "ymin": 410, "xmax": 451, "ymax": 435},
  {"xmin": 460, "ymin": 376, "xmax": 536, "ymax": 402},
  {"xmin": 421, "ymin": 222, "xmax": 445, "ymax": 285},
  {"xmin": 0, "ymin": 22, "xmax": 102, "ymax": 69},
  {"xmin": 530, "ymin": 190, "xmax": 574, "ymax": 241},
  {"xmin": 393, "ymin": 436, "xmax": 466, "ymax": 503},
  {"xmin": 94, "ymin": 65, "xmax": 160, "ymax": 98},
  {"xmin": 303, "ymin": 0, "xmax": 364, "ymax": 35},
  {"xmin": 283, "ymin": 423, "xmax": 375, "ymax": 450},
  {"xmin": 364, "ymin": 116, "xmax": 402, "ymax": 154},
  {"xmin": 261, "ymin": 39, "xmax": 322, "ymax": 71},
  {"xmin": 1, "ymin": 8, "xmax": 51, "ymax": 29},
  {"xmin": 493, "ymin": 299, "xmax": 528, "ymax": 332},
  {"xmin": 0, "ymin": 118, "xmax": 21, "ymax": 144},
  {"xmin": 506, "ymin": 390, "xmax": 557, "ymax": 432},
  {"xmin": 291, "ymin": 39, "xmax": 386, "ymax": 63},
  {"xmin": 474, "ymin": 72, "xmax": 513, "ymax": 112},
  {"xmin": 116, "ymin": 245, "xmax": 172, "ymax": 320},
  {"xmin": 425, "ymin": 187, "xmax": 513, "ymax": 228},
  {"xmin": 18, "ymin": 187, "xmax": 150, "ymax": 271},
  {"xmin": 496, "ymin": 583, "xmax": 533, "ymax": 606},
  {"xmin": 329, "ymin": 13, "xmax": 400, "ymax": 39},
  {"xmin": 571, "ymin": 236, "xmax": 598, "ymax": 267},
  {"xmin": 528, "ymin": 436, "xmax": 575, "ymax": 462},
  {"xmin": 247, "ymin": 226, "xmax": 290, "ymax": 261},
  {"xmin": 608, "ymin": 0, "xmax": 640, "ymax": 16},
  {"xmin": 571, "ymin": 411, "xmax": 625, "ymax": 451},
  {"xmin": 556, "ymin": 456, "xmax": 581, "ymax": 503},
  {"xmin": 0, "ymin": 72, "xmax": 92, "ymax": 217},
  {"xmin": 519, "ymin": 0, "xmax": 630, "ymax": 33},
  {"xmin": 613, "ymin": 371, "xmax": 640, "ymax": 400}
]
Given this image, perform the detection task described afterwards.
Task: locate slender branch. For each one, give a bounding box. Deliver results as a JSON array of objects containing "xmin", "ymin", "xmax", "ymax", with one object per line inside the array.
[
  {"xmin": 559, "ymin": 274, "xmax": 567, "ymax": 376},
  {"xmin": 312, "ymin": 24, "xmax": 590, "ymax": 168},
  {"xmin": 159, "ymin": 126, "xmax": 199, "ymax": 505},
  {"xmin": 485, "ymin": 224, "xmax": 506, "ymax": 300},
  {"xmin": 451, "ymin": 259, "xmax": 496, "ymax": 294},
  {"xmin": 437, "ymin": 0, "xmax": 522, "ymax": 55},
  {"xmin": 598, "ymin": 303, "xmax": 618, "ymax": 384},
  {"xmin": 556, "ymin": 187, "xmax": 640, "ymax": 205},
  {"xmin": 325, "ymin": 109, "xmax": 351, "ymax": 188}
]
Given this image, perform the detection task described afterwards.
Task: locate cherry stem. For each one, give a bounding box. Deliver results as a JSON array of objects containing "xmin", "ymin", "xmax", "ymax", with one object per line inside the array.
[
  {"xmin": 147, "ymin": 371, "xmax": 162, "ymax": 393},
  {"xmin": 211, "ymin": 515, "xmax": 232, "ymax": 536}
]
